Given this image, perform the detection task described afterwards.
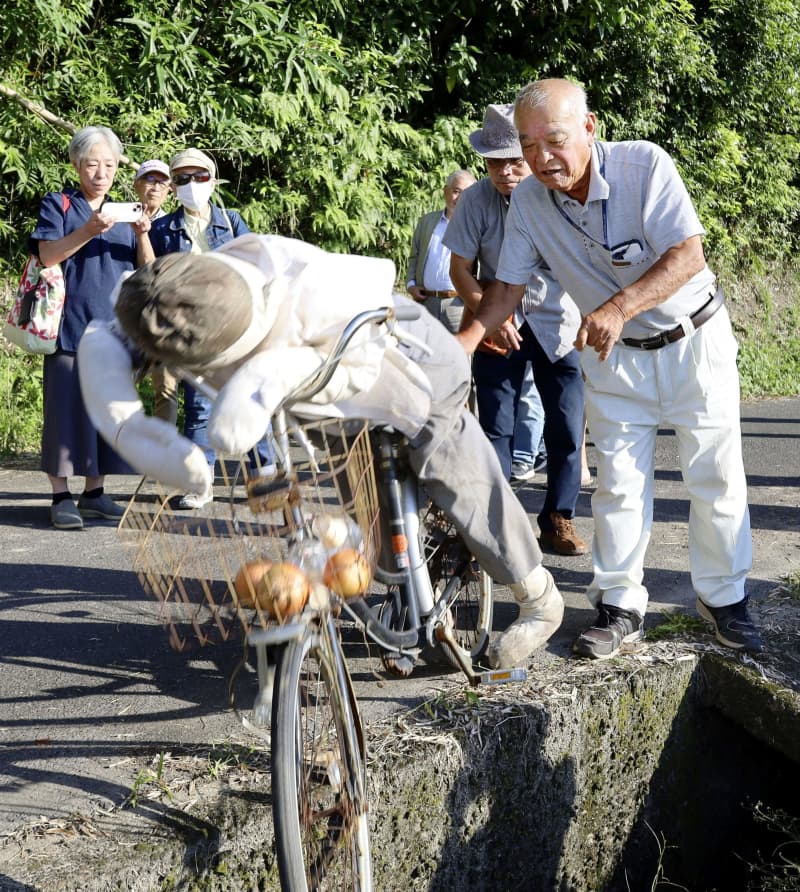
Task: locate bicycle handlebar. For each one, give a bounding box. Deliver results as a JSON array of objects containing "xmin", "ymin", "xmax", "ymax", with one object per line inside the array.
[{"xmin": 278, "ymin": 304, "xmax": 420, "ymax": 407}]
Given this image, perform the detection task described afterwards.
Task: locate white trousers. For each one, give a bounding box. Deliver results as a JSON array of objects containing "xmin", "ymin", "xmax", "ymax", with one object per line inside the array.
[{"xmin": 580, "ymin": 307, "xmax": 752, "ymax": 615}]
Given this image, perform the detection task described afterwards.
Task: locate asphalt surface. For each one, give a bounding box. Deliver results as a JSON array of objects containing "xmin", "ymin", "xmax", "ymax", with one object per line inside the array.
[{"xmin": 1, "ymin": 396, "xmax": 798, "ymax": 852}]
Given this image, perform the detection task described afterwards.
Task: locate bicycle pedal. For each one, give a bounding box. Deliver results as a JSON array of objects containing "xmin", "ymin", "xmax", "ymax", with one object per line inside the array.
[{"xmin": 479, "ymin": 667, "xmax": 528, "ymax": 685}]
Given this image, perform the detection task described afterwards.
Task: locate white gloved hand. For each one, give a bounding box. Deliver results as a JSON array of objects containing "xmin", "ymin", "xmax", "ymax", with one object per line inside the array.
[
  {"xmin": 116, "ymin": 412, "xmax": 213, "ymax": 495},
  {"xmin": 79, "ymin": 321, "xmax": 212, "ymax": 493}
]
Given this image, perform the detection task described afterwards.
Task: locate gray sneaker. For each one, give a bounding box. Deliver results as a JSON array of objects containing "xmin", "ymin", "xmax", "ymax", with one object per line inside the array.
[
  {"xmin": 573, "ymin": 604, "xmax": 644, "ymax": 659},
  {"xmin": 77, "ymin": 493, "xmax": 125, "ymax": 520},
  {"xmin": 51, "ymin": 499, "xmax": 83, "ymax": 530}
]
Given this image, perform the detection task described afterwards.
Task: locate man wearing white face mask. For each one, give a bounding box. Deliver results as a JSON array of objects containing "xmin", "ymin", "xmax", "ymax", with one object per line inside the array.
[{"xmin": 138, "ymin": 148, "xmax": 273, "ymax": 508}]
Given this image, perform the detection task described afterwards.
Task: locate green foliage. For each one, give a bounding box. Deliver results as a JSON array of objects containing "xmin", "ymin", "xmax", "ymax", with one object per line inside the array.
[
  {"xmin": 0, "ymin": 278, "xmax": 43, "ymax": 454},
  {"xmin": 0, "ymin": 0, "xmax": 800, "ymax": 272},
  {"xmin": 0, "ymin": 0, "xmax": 477, "ymax": 277},
  {"xmin": 1, "ymin": 0, "xmax": 800, "ymax": 459},
  {"xmin": 0, "ymin": 342, "xmax": 43, "ymax": 454},
  {"xmin": 724, "ymin": 265, "xmax": 800, "ymax": 399},
  {"xmin": 647, "ymin": 609, "xmax": 708, "ymax": 641},
  {"xmin": 782, "ymin": 571, "xmax": 800, "ymax": 601},
  {"xmin": 2, "ymin": 0, "xmax": 800, "ymax": 271}
]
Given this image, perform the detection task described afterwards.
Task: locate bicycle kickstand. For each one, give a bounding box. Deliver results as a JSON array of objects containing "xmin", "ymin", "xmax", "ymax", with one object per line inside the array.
[{"xmin": 434, "ymin": 624, "xmax": 528, "ymax": 687}]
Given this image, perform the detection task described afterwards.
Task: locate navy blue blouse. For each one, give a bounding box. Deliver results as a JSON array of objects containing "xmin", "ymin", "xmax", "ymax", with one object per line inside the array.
[{"xmin": 29, "ymin": 187, "xmax": 137, "ymax": 352}]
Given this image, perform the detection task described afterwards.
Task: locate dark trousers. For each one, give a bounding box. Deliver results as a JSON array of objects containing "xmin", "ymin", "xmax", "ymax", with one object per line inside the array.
[{"xmin": 472, "ymin": 322, "xmax": 584, "ymax": 532}]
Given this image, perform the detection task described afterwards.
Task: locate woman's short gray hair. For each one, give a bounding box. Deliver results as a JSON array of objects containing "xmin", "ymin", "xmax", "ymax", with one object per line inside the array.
[
  {"xmin": 515, "ymin": 79, "xmax": 589, "ymax": 123},
  {"xmin": 68, "ymin": 126, "xmax": 124, "ymax": 166}
]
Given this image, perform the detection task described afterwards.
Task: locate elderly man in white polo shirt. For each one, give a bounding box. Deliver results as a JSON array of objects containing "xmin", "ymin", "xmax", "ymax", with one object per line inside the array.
[{"xmin": 457, "ymin": 78, "xmax": 759, "ymax": 659}]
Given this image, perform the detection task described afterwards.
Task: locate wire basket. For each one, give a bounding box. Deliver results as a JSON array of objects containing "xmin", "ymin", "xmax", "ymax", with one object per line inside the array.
[{"xmin": 119, "ymin": 417, "xmax": 381, "ymax": 651}]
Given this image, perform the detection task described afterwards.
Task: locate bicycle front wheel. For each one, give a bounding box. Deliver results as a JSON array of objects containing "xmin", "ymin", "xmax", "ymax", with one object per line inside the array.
[{"xmin": 272, "ymin": 617, "xmax": 371, "ymax": 891}]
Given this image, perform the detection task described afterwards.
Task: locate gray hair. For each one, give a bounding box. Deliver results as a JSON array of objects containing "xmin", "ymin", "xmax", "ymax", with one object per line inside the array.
[
  {"xmin": 515, "ymin": 79, "xmax": 589, "ymax": 124},
  {"xmin": 68, "ymin": 126, "xmax": 124, "ymax": 166},
  {"xmin": 445, "ymin": 169, "xmax": 475, "ymax": 188}
]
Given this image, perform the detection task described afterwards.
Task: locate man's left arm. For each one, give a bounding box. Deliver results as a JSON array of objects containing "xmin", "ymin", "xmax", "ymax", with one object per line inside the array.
[
  {"xmin": 455, "ymin": 279, "xmax": 527, "ymax": 353},
  {"xmin": 576, "ymin": 235, "xmax": 706, "ymax": 360},
  {"xmin": 406, "ymin": 218, "xmax": 426, "ymax": 301}
]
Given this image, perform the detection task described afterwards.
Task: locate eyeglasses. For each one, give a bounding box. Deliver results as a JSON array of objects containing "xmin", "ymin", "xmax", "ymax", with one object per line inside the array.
[
  {"xmin": 139, "ymin": 175, "xmax": 170, "ymax": 187},
  {"xmin": 486, "ymin": 157, "xmax": 525, "ymax": 170},
  {"xmin": 172, "ymin": 171, "xmax": 213, "ymax": 186}
]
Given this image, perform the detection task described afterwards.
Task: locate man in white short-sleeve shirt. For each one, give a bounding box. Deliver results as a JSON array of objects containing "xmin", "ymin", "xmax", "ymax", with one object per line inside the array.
[
  {"xmin": 407, "ymin": 169, "xmax": 476, "ymax": 334},
  {"xmin": 457, "ymin": 77, "xmax": 759, "ymax": 660}
]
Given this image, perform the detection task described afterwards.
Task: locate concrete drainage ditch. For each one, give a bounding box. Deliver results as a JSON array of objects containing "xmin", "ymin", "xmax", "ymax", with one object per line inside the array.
[
  {"xmin": 6, "ymin": 643, "xmax": 799, "ymax": 891},
  {"xmin": 366, "ymin": 647, "xmax": 800, "ymax": 892}
]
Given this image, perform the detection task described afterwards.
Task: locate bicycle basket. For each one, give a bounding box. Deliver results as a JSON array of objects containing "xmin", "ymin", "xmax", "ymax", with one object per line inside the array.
[{"xmin": 118, "ymin": 418, "xmax": 381, "ymax": 651}]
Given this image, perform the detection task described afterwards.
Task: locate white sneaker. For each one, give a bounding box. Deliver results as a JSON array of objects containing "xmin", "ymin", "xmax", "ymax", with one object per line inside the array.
[
  {"xmin": 251, "ymin": 462, "xmax": 277, "ymax": 479},
  {"xmin": 510, "ymin": 461, "xmax": 537, "ymax": 482},
  {"xmin": 175, "ymin": 491, "xmax": 213, "ymax": 510}
]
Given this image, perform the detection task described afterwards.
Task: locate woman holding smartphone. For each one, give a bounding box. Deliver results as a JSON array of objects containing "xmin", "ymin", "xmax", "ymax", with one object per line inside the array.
[{"xmin": 29, "ymin": 125, "xmax": 149, "ymax": 530}]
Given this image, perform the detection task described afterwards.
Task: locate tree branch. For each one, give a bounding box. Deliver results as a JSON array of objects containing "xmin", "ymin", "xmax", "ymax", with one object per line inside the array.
[{"xmin": 0, "ymin": 82, "xmax": 138, "ymax": 171}]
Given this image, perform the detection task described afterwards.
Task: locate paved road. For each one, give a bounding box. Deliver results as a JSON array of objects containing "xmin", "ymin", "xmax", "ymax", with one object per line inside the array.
[{"xmin": 1, "ymin": 396, "xmax": 798, "ymax": 846}]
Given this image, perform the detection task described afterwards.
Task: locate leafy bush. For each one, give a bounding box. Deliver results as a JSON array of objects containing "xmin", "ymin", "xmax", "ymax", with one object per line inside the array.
[
  {"xmin": 2, "ymin": 0, "xmax": 799, "ymax": 457},
  {"xmin": 2, "ymin": 0, "xmax": 800, "ymax": 273},
  {"xmin": 0, "ymin": 343, "xmax": 43, "ymax": 455}
]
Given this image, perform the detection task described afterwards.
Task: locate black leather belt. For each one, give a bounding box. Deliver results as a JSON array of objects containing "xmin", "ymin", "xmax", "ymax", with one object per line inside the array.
[
  {"xmin": 423, "ymin": 289, "xmax": 459, "ymax": 298},
  {"xmin": 621, "ymin": 286, "xmax": 724, "ymax": 350}
]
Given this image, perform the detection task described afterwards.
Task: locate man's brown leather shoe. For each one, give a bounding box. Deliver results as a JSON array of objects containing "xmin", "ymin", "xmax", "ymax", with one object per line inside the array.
[{"xmin": 539, "ymin": 511, "xmax": 589, "ymax": 556}]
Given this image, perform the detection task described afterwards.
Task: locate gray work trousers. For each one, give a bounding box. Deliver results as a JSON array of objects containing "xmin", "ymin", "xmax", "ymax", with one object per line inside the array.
[{"xmin": 396, "ymin": 299, "xmax": 543, "ymax": 584}]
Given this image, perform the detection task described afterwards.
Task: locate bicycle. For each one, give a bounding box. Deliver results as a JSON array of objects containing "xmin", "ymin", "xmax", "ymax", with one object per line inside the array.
[{"xmin": 119, "ymin": 304, "xmax": 527, "ymax": 891}]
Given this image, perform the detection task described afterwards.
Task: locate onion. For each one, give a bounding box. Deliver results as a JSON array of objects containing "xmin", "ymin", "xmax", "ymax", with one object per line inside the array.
[
  {"xmin": 256, "ymin": 562, "xmax": 310, "ymax": 619},
  {"xmin": 311, "ymin": 514, "xmax": 351, "ymax": 549},
  {"xmin": 323, "ymin": 548, "xmax": 371, "ymax": 598},
  {"xmin": 233, "ymin": 559, "xmax": 273, "ymax": 608}
]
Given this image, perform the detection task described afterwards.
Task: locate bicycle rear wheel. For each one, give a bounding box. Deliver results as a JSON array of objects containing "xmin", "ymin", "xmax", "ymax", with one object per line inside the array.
[
  {"xmin": 420, "ymin": 504, "xmax": 493, "ymax": 668},
  {"xmin": 272, "ymin": 617, "xmax": 371, "ymax": 891}
]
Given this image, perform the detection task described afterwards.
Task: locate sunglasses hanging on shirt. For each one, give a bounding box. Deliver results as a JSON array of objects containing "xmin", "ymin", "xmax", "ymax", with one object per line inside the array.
[{"xmin": 549, "ymin": 143, "xmax": 643, "ymax": 268}]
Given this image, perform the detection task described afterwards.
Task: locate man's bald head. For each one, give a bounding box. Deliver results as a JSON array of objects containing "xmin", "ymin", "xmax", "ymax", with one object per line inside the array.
[{"xmin": 513, "ymin": 78, "xmax": 596, "ymax": 203}]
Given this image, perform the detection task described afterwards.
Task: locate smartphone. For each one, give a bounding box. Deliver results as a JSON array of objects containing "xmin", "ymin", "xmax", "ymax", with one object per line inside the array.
[{"xmin": 102, "ymin": 202, "xmax": 144, "ymax": 222}]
